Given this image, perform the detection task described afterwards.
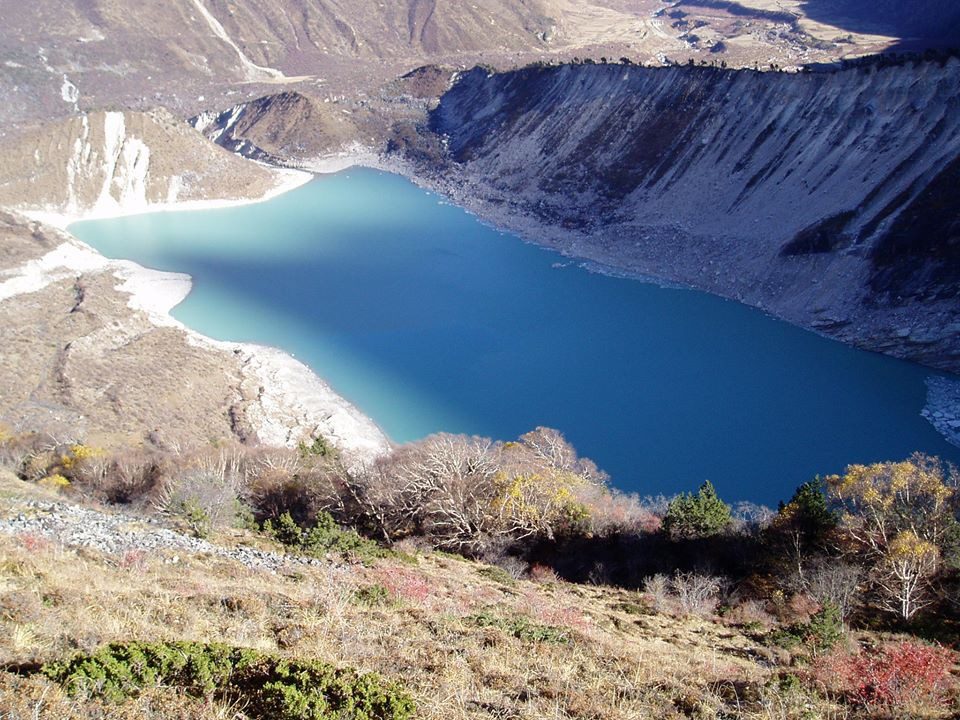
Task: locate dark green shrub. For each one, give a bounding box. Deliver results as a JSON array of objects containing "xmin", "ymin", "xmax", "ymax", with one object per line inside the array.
[
  {"xmin": 265, "ymin": 511, "xmax": 388, "ymax": 564},
  {"xmin": 662, "ymin": 481, "xmax": 732, "ymax": 539},
  {"xmin": 476, "ymin": 565, "xmax": 517, "ymax": 586},
  {"xmin": 265, "ymin": 511, "xmax": 305, "ymax": 547},
  {"xmin": 178, "ymin": 498, "xmax": 212, "ymax": 539},
  {"xmin": 803, "ymin": 602, "xmax": 844, "ymax": 654},
  {"xmin": 235, "ymin": 500, "xmax": 260, "ymax": 532},
  {"xmin": 353, "ymin": 584, "xmax": 393, "ymax": 607},
  {"xmin": 42, "ymin": 641, "xmax": 415, "ymax": 720},
  {"xmin": 612, "ymin": 600, "xmax": 651, "ymax": 616},
  {"xmin": 467, "ymin": 612, "xmax": 571, "ymax": 644},
  {"xmin": 765, "ymin": 478, "xmax": 838, "ymax": 564},
  {"xmin": 298, "ymin": 436, "xmax": 338, "ymax": 460},
  {"xmin": 770, "ymin": 602, "xmax": 843, "ymax": 655}
]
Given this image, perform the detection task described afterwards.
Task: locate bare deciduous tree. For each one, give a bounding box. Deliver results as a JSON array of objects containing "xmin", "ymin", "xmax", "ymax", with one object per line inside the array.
[
  {"xmin": 518, "ymin": 427, "xmax": 607, "ymax": 484},
  {"xmin": 805, "ymin": 559, "xmax": 863, "ymax": 625},
  {"xmin": 352, "ymin": 433, "xmax": 503, "ymax": 554}
]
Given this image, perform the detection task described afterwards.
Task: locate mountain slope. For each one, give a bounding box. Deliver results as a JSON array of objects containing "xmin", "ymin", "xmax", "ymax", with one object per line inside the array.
[
  {"xmin": 0, "ymin": 109, "xmax": 291, "ymax": 221},
  {"xmin": 422, "ymin": 59, "xmax": 960, "ymax": 372},
  {"xmin": 8, "ymin": 0, "xmax": 954, "ymax": 130},
  {"xmin": 0, "ymin": 471, "xmax": 788, "ymax": 720}
]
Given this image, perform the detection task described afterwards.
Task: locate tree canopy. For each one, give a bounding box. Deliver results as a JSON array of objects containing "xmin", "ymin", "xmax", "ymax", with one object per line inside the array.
[{"xmin": 663, "ymin": 480, "xmax": 732, "ymax": 540}]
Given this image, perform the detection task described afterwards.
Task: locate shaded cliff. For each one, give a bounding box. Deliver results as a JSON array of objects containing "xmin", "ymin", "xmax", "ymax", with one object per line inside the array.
[
  {"xmin": 423, "ymin": 59, "xmax": 960, "ymax": 372},
  {"xmin": 796, "ymin": 0, "xmax": 960, "ymax": 50}
]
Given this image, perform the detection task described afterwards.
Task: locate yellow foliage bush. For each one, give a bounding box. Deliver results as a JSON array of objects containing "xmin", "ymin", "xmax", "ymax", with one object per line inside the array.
[
  {"xmin": 888, "ymin": 531, "xmax": 939, "ymax": 564},
  {"xmin": 827, "ymin": 454, "xmax": 957, "ymax": 620},
  {"xmin": 60, "ymin": 444, "xmax": 103, "ymax": 470},
  {"xmin": 493, "ymin": 469, "xmax": 590, "ymax": 539},
  {"xmin": 39, "ymin": 474, "xmax": 71, "ymax": 490}
]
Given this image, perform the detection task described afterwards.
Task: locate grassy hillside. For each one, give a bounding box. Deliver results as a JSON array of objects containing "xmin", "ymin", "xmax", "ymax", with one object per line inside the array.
[
  {"xmin": 0, "ymin": 471, "xmax": 780, "ymax": 720},
  {"xmin": 1, "ymin": 434, "xmax": 959, "ymax": 719}
]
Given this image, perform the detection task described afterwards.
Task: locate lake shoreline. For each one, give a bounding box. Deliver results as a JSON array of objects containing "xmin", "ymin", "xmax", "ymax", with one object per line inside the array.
[
  {"xmin": 5, "ymin": 163, "xmax": 392, "ymax": 463},
  {"xmin": 326, "ymin": 153, "xmax": 960, "ymax": 455},
  {"xmin": 30, "ymin": 148, "xmax": 957, "ymax": 494},
  {"xmin": 68, "ymin": 165, "xmax": 960, "ymax": 503},
  {"xmin": 23, "ymin": 168, "xmax": 313, "ymax": 231}
]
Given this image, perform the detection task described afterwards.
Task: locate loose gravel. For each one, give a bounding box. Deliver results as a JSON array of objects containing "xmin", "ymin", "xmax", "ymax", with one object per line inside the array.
[{"xmin": 0, "ymin": 499, "xmax": 324, "ymax": 572}]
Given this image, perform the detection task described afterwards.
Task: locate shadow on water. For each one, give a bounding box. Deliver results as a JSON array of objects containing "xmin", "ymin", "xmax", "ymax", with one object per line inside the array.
[
  {"xmin": 680, "ymin": 0, "xmax": 960, "ymax": 51},
  {"xmin": 69, "ymin": 170, "xmax": 960, "ymax": 507},
  {"xmin": 800, "ymin": 0, "xmax": 960, "ymax": 50}
]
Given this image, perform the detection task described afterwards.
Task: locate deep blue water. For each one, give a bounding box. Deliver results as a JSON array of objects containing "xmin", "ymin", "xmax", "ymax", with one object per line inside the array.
[{"xmin": 69, "ymin": 168, "xmax": 960, "ymax": 505}]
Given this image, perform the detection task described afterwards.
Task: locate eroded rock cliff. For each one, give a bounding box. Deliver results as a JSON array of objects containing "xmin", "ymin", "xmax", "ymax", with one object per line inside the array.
[
  {"xmin": 421, "ymin": 58, "xmax": 960, "ymax": 372},
  {"xmin": 0, "ymin": 109, "xmax": 296, "ymax": 222}
]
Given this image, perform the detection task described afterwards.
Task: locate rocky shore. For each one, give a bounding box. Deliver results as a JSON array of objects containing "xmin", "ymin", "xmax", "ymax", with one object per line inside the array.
[
  {"xmin": 0, "ymin": 178, "xmax": 390, "ymax": 461},
  {"xmin": 924, "ymin": 377, "xmax": 960, "ymax": 449}
]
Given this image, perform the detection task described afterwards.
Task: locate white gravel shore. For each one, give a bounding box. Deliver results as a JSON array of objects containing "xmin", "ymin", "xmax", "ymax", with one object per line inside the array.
[
  {"xmin": 22, "ymin": 167, "xmax": 313, "ymax": 231},
  {"xmin": 923, "ymin": 376, "xmax": 960, "ymax": 449},
  {"xmin": 1, "ymin": 161, "xmax": 391, "ymax": 462}
]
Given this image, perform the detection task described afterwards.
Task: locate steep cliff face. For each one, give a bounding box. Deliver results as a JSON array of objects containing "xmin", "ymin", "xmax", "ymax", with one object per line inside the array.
[
  {"xmin": 424, "ymin": 59, "xmax": 960, "ymax": 372},
  {"xmin": 0, "ymin": 109, "xmax": 296, "ymax": 221}
]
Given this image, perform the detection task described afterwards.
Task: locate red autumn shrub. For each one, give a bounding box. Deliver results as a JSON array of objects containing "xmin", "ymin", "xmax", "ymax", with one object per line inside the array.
[
  {"xmin": 528, "ymin": 595, "xmax": 592, "ymax": 634},
  {"xmin": 813, "ymin": 640, "xmax": 956, "ymax": 710},
  {"xmin": 529, "ymin": 563, "xmax": 559, "ymax": 583},
  {"xmin": 380, "ymin": 567, "xmax": 432, "ymax": 604},
  {"xmin": 16, "ymin": 532, "xmax": 51, "ymax": 552},
  {"xmin": 119, "ymin": 549, "xmax": 147, "ymax": 571}
]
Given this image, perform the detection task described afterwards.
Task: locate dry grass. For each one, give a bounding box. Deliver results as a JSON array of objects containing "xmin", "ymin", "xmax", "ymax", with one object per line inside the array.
[
  {"xmin": 0, "ymin": 539, "xmax": 768, "ymax": 718},
  {"xmin": 0, "ymin": 475, "xmax": 840, "ymax": 719}
]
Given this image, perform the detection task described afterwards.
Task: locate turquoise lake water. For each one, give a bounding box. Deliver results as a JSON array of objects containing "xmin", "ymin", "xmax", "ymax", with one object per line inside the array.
[{"xmin": 69, "ymin": 168, "xmax": 960, "ymax": 505}]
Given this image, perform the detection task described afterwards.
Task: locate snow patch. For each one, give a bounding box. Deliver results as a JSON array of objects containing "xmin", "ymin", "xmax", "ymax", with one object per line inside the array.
[
  {"xmin": 77, "ymin": 29, "xmax": 105, "ymax": 43},
  {"xmin": 191, "ymin": 104, "xmax": 247, "ymax": 142},
  {"xmin": 165, "ymin": 175, "xmax": 183, "ymax": 204},
  {"xmin": 26, "ymin": 167, "xmax": 311, "ymax": 229},
  {"xmin": 95, "ymin": 112, "xmax": 127, "ymax": 212},
  {"xmin": 81, "ymin": 113, "xmax": 153, "ymax": 215},
  {"xmin": 190, "ymin": 110, "xmax": 217, "ymax": 135},
  {"xmin": 116, "ymin": 137, "xmax": 151, "ymax": 211},
  {"xmin": 60, "ymin": 77, "xmax": 79, "ymax": 104},
  {"xmin": 64, "ymin": 114, "xmax": 90, "ymax": 213},
  {"xmin": 219, "ymin": 104, "xmax": 245, "ymax": 139}
]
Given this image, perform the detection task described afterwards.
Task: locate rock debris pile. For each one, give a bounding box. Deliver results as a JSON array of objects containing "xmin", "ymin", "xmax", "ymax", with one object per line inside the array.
[{"xmin": 0, "ymin": 499, "xmax": 324, "ymax": 572}]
